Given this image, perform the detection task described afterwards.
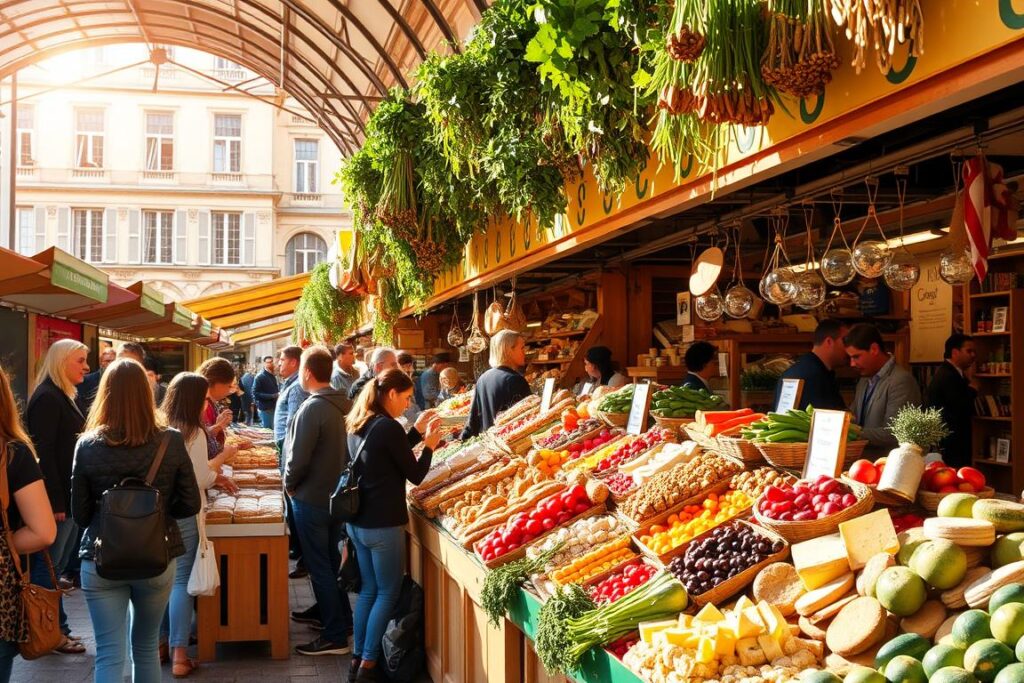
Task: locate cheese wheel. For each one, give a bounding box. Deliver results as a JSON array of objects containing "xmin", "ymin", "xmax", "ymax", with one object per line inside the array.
[
  {"xmin": 923, "ymin": 517, "xmax": 997, "ymax": 547},
  {"xmin": 795, "ymin": 572, "xmax": 856, "ymax": 616},
  {"xmin": 899, "ymin": 599, "xmax": 947, "ymax": 639},
  {"xmin": 826, "ymin": 597, "xmax": 888, "ymax": 656}
]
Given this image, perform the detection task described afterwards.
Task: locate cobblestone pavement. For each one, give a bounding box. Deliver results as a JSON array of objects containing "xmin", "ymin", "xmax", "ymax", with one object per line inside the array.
[{"xmin": 10, "ymin": 563, "xmax": 428, "ymax": 682}]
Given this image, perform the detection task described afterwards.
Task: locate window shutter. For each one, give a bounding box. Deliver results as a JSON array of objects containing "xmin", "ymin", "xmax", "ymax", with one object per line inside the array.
[
  {"xmin": 128, "ymin": 210, "xmax": 141, "ymax": 264},
  {"xmin": 57, "ymin": 207, "xmax": 71, "ymax": 252},
  {"xmin": 198, "ymin": 211, "xmax": 211, "ymax": 265},
  {"xmin": 103, "ymin": 208, "xmax": 118, "ymax": 263},
  {"xmin": 34, "ymin": 207, "xmax": 46, "ymax": 254},
  {"xmin": 242, "ymin": 212, "xmax": 256, "ymax": 266},
  {"xmin": 174, "ymin": 210, "xmax": 187, "ymax": 264}
]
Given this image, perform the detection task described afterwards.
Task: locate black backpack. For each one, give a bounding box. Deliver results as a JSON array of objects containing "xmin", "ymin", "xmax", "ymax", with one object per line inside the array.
[
  {"xmin": 380, "ymin": 576, "xmax": 426, "ymax": 683},
  {"xmin": 93, "ymin": 433, "xmax": 171, "ymax": 580}
]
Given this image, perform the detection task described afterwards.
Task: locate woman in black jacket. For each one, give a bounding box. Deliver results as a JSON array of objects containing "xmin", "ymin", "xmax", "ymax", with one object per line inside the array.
[
  {"xmin": 344, "ymin": 369, "xmax": 443, "ymax": 683},
  {"xmin": 71, "ymin": 359, "xmax": 201, "ymax": 683},
  {"xmin": 26, "ymin": 338, "xmax": 90, "ymax": 653}
]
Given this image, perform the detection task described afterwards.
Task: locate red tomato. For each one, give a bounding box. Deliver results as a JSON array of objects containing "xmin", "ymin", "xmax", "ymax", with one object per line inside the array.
[
  {"xmin": 925, "ymin": 460, "xmax": 945, "ymax": 471},
  {"xmin": 930, "ymin": 467, "xmax": 958, "ymax": 490},
  {"xmin": 849, "ymin": 459, "xmax": 879, "ymax": 485},
  {"xmin": 957, "ymin": 467, "xmax": 986, "ymax": 490},
  {"xmin": 573, "ymin": 501, "xmax": 591, "ymax": 514},
  {"xmin": 541, "ymin": 517, "xmax": 556, "ymax": 531},
  {"xmin": 525, "ymin": 519, "xmax": 543, "ymax": 536},
  {"xmin": 938, "ymin": 484, "xmax": 959, "ymax": 493},
  {"xmin": 957, "ymin": 482, "xmax": 977, "ymax": 493}
]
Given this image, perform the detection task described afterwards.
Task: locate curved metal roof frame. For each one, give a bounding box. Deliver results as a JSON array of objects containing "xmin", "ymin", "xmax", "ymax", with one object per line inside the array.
[{"xmin": 0, "ymin": 0, "xmax": 486, "ymax": 149}]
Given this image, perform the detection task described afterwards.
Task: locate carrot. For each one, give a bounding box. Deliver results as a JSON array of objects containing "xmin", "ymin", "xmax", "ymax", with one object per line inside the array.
[
  {"xmin": 695, "ymin": 408, "xmax": 754, "ymax": 426},
  {"xmin": 707, "ymin": 413, "xmax": 765, "ymax": 437}
]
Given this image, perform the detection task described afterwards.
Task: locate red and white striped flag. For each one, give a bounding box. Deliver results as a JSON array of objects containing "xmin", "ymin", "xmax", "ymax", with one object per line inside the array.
[{"xmin": 963, "ymin": 155, "xmax": 991, "ymax": 281}]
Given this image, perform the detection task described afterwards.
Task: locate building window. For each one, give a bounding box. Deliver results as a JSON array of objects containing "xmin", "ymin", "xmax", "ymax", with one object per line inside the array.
[
  {"xmin": 75, "ymin": 108, "xmax": 104, "ymax": 168},
  {"xmin": 213, "ymin": 114, "xmax": 241, "ymax": 173},
  {"xmin": 145, "ymin": 112, "xmax": 174, "ymax": 171},
  {"xmin": 143, "ymin": 210, "xmax": 174, "ymax": 264},
  {"xmin": 16, "ymin": 207, "xmax": 34, "ymax": 256},
  {"xmin": 212, "ymin": 211, "xmax": 241, "ymax": 265},
  {"xmin": 16, "ymin": 104, "xmax": 33, "ymax": 166},
  {"xmin": 285, "ymin": 232, "xmax": 327, "ymax": 275},
  {"xmin": 72, "ymin": 208, "xmax": 104, "ymax": 262},
  {"xmin": 214, "ymin": 56, "xmax": 242, "ymax": 71},
  {"xmin": 294, "ymin": 139, "xmax": 319, "ymax": 193}
]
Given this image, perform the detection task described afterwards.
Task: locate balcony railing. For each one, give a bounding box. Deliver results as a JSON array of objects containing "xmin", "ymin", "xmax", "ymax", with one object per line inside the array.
[
  {"xmin": 142, "ymin": 170, "xmax": 175, "ymax": 182},
  {"xmin": 210, "ymin": 172, "xmax": 243, "ymax": 183},
  {"xmin": 212, "ymin": 68, "xmax": 246, "ymax": 82},
  {"xmin": 72, "ymin": 168, "xmax": 107, "ymax": 180},
  {"xmin": 292, "ymin": 192, "xmax": 322, "ymax": 202},
  {"xmin": 16, "ymin": 166, "xmax": 35, "ymax": 178},
  {"xmin": 291, "ymin": 114, "xmax": 315, "ymax": 125}
]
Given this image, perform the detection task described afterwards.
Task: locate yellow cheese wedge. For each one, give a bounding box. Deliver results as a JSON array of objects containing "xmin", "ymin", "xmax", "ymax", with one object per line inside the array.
[
  {"xmin": 791, "ymin": 533, "xmax": 852, "ymax": 590},
  {"xmin": 839, "ymin": 509, "xmax": 899, "ymax": 571},
  {"xmin": 677, "ymin": 614, "xmax": 693, "ymax": 629},
  {"xmin": 757, "ymin": 601, "xmax": 786, "ymax": 640},
  {"xmin": 639, "ymin": 619, "xmax": 678, "ymax": 644},
  {"xmin": 663, "ymin": 627, "xmax": 699, "ymax": 648},
  {"xmin": 697, "ymin": 636, "xmax": 717, "ymax": 663},
  {"xmin": 741, "ymin": 605, "xmax": 767, "ymax": 636},
  {"xmin": 758, "ymin": 634, "xmax": 785, "ymax": 662},
  {"xmin": 715, "ymin": 626, "xmax": 737, "ymax": 657},
  {"xmin": 734, "ymin": 595, "xmax": 756, "ymax": 613},
  {"xmin": 694, "ymin": 603, "xmax": 726, "ymax": 624}
]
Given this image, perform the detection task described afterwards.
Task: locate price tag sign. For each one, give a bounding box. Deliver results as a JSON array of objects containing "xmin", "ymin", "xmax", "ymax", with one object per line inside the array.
[
  {"xmin": 803, "ymin": 409, "xmax": 851, "ymax": 480},
  {"xmin": 776, "ymin": 379, "xmax": 804, "ymax": 413},
  {"xmin": 682, "ymin": 325, "xmax": 695, "ymax": 343},
  {"xmin": 579, "ymin": 382, "xmax": 594, "ymax": 397},
  {"xmin": 718, "ymin": 352, "xmax": 728, "ymax": 377},
  {"xmin": 626, "ymin": 382, "xmax": 653, "ymax": 435},
  {"xmin": 539, "ymin": 377, "xmax": 557, "ymax": 414}
]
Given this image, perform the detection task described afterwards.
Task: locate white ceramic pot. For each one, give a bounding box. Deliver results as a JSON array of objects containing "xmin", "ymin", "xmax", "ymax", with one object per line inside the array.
[{"xmin": 877, "ymin": 442, "xmax": 925, "ymax": 502}]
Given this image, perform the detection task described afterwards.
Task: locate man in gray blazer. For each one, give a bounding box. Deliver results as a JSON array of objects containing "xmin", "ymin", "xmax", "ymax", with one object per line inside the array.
[{"xmin": 844, "ymin": 323, "xmax": 922, "ymax": 458}]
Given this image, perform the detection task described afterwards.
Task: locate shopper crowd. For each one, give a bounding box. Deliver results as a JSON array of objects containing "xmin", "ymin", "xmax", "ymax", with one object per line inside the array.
[{"xmin": 0, "ymin": 336, "xmax": 456, "ymax": 683}]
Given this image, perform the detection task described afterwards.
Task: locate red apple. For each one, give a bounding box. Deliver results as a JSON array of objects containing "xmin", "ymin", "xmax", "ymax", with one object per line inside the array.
[
  {"xmin": 849, "ymin": 459, "xmax": 880, "ymax": 485},
  {"xmin": 938, "ymin": 485, "xmax": 959, "ymax": 494},
  {"xmin": 930, "ymin": 467, "xmax": 958, "ymax": 491},
  {"xmin": 925, "ymin": 460, "xmax": 945, "ymax": 471},
  {"xmin": 957, "ymin": 467, "xmax": 986, "ymax": 490},
  {"xmin": 957, "ymin": 482, "xmax": 978, "ymax": 493}
]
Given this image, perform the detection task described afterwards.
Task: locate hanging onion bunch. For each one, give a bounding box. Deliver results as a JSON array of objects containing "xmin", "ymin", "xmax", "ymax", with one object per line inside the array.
[
  {"xmin": 829, "ymin": 0, "xmax": 924, "ymax": 75},
  {"xmin": 665, "ymin": 0, "xmax": 706, "ymax": 62},
  {"xmin": 762, "ymin": 0, "xmax": 841, "ymax": 98}
]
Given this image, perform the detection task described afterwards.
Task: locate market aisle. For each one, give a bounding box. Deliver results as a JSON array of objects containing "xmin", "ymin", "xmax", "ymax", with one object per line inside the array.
[{"xmin": 9, "ymin": 563, "xmax": 430, "ymax": 682}]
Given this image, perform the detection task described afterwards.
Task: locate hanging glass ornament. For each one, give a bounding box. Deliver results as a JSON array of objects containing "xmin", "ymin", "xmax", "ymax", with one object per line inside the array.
[
  {"xmin": 465, "ymin": 291, "xmax": 488, "ymax": 353},
  {"xmin": 791, "ymin": 203, "xmax": 827, "ymax": 310},
  {"xmin": 447, "ymin": 304, "xmax": 464, "ymax": 347},
  {"xmin": 939, "ymin": 247, "xmax": 973, "ymax": 285},
  {"xmin": 724, "ymin": 284, "xmax": 755, "ymax": 318},
  {"xmin": 820, "ymin": 189, "xmax": 856, "ymax": 286},
  {"xmin": 882, "ymin": 171, "xmax": 920, "ymax": 291},
  {"xmin": 695, "ymin": 288, "xmax": 724, "ymax": 321},
  {"xmin": 851, "ymin": 177, "xmax": 892, "ymax": 278},
  {"xmin": 759, "ymin": 212, "xmax": 797, "ymax": 305}
]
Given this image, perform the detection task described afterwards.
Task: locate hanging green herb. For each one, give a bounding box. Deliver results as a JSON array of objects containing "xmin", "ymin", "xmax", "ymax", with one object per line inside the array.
[
  {"xmin": 761, "ymin": 0, "xmax": 840, "ymax": 98},
  {"xmin": 293, "ymin": 261, "xmax": 362, "ymax": 343}
]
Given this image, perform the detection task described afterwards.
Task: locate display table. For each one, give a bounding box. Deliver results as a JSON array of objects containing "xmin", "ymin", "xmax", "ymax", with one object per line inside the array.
[
  {"xmin": 406, "ymin": 510, "xmax": 640, "ymax": 683},
  {"xmin": 197, "ymin": 523, "xmax": 290, "ymax": 661}
]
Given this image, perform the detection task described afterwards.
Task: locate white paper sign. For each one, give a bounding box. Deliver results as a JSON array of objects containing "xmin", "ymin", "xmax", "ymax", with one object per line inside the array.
[
  {"xmin": 580, "ymin": 382, "xmax": 594, "ymax": 396},
  {"xmin": 682, "ymin": 325, "xmax": 695, "ymax": 343},
  {"xmin": 540, "ymin": 377, "xmax": 556, "ymax": 414},
  {"xmin": 718, "ymin": 352, "xmax": 728, "ymax": 377},
  {"xmin": 804, "ymin": 409, "xmax": 851, "ymax": 480},
  {"xmin": 776, "ymin": 379, "xmax": 804, "ymax": 413},
  {"xmin": 626, "ymin": 382, "xmax": 653, "ymax": 435}
]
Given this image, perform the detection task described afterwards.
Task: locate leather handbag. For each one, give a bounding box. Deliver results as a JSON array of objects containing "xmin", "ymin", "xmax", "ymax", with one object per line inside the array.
[
  {"xmin": 93, "ymin": 433, "xmax": 172, "ymax": 580},
  {"xmin": 329, "ymin": 414, "xmax": 383, "ymax": 524},
  {"xmin": 0, "ymin": 443, "xmax": 64, "ymax": 660},
  {"xmin": 187, "ymin": 510, "xmax": 219, "ymax": 597}
]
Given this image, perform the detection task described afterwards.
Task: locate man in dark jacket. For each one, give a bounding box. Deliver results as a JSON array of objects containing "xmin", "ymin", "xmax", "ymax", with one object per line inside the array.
[
  {"xmin": 285, "ymin": 345, "xmax": 353, "ymax": 656},
  {"xmin": 773, "ymin": 319, "xmax": 849, "ymax": 412},
  {"xmin": 239, "ymin": 367, "xmax": 256, "ymax": 424},
  {"xmin": 252, "ymin": 355, "xmax": 280, "ymax": 428},
  {"xmin": 347, "ymin": 347, "xmax": 398, "ymax": 401},
  {"xmin": 78, "ymin": 346, "xmax": 115, "ymax": 414},
  {"xmin": 925, "ymin": 333, "xmax": 978, "ymax": 468}
]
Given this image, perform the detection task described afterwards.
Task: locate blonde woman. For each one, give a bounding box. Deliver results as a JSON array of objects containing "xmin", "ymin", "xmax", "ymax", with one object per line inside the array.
[
  {"xmin": 0, "ymin": 366, "xmax": 57, "ymax": 682},
  {"xmin": 459, "ymin": 329, "xmax": 530, "ymax": 439},
  {"xmin": 26, "ymin": 338, "xmax": 89, "ymax": 653}
]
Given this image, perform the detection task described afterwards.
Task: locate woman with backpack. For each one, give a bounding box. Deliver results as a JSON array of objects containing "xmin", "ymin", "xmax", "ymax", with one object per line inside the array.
[
  {"xmin": 71, "ymin": 359, "xmax": 202, "ymax": 683},
  {"xmin": 0, "ymin": 366, "xmax": 57, "ymax": 683},
  {"xmin": 159, "ymin": 372, "xmax": 238, "ymax": 678},
  {"xmin": 345, "ymin": 368, "xmax": 443, "ymax": 682}
]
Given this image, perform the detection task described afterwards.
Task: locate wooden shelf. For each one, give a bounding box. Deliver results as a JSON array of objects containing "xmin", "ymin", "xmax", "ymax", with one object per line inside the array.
[
  {"xmin": 528, "ymin": 358, "xmax": 572, "ymax": 365},
  {"xmin": 974, "ymin": 458, "xmax": 1013, "ymax": 468},
  {"xmin": 975, "ymin": 373, "xmax": 1012, "ymax": 378},
  {"xmin": 971, "ymin": 291, "xmax": 1012, "ymax": 299},
  {"xmin": 530, "ymin": 328, "xmax": 591, "ymax": 340},
  {"xmin": 975, "ymin": 416, "xmax": 1013, "ymax": 422},
  {"xmin": 973, "ymin": 331, "xmax": 1011, "ymax": 337}
]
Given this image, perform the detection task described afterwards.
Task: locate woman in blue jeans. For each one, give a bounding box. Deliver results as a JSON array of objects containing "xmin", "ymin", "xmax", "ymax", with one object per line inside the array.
[
  {"xmin": 71, "ymin": 359, "xmax": 202, "ymax": 683},
  {"xmin": 345, "ymin": 369, "xmax": 442, "ymax": 682},
  {"xmin": 0, "ymin": 366, "xmax": 57, "ymax": 683},
  {"xmin": 159, "ymin": 373, "xmax": 237, "ymax": 677}
]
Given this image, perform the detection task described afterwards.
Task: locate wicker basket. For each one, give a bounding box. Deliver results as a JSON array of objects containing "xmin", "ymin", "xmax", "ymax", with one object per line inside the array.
[
  {"xmin": 917, "ymin": 486, "xmax": 996, "ymax": 513},
  {"xmin": 683, "ymin": 425, "xmax": 719, "ymax": 451},
  {"xmin": 598, "ymin": 410, "xmax": 629, "ymax": 428},
  {"xmin": 687, "ymin": 520, "xmax": 791, "ymax": 607},
  {"xmin": 840, "ymin": 477, "xmax": 911, "ymax": 508},
  {"xmin": 651, "ymin": 414, "xmax": 694, "ymax": 435},
  {"xmin": 716, "ymin": 436, "xmax": 765, "ymax": 464},
  {"xmin": 755, "ymin": 439, "xmax": 869, "ymax": 471},
  {"xmin": 753, "ymin": 479, "xmax": 875, "ymax": 544}
]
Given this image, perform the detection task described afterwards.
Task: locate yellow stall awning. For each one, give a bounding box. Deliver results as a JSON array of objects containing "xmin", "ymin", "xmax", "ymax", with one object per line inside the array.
[
  {"xmin": 227, "ymin": 320, "xmax": 294, "ymax": 346},
  {"xmin": 183, "ymin": 273, "xmax": 308, "ymax": 334}
]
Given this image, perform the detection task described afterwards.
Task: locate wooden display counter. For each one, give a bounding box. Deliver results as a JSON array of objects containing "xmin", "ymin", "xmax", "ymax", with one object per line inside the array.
[
  {"xmin": 406, "ymin": 510, "xmax": 640, "ymax": 683},
  {"xmin": 197, "ymin": 524, "xmax": 291, "ymax": 661}
]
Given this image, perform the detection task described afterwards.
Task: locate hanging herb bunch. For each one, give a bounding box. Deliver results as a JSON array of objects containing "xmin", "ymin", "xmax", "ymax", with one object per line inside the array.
[
  {"xmin": 762, "ymin": 0, "xmax": 841, "ymax": 98},
  {"xmin": 293, "ymin": 261, "xmax": 362, "ymax": 344},
  {"xmin": 525, "ymin": 0, "xmax": 655, "ymax": 196}
]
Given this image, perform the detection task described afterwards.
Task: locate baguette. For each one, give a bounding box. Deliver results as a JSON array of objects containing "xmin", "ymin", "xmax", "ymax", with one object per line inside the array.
[{"xmin": 420, "ymin": 460, "xmax": 519, "ymax": 510}]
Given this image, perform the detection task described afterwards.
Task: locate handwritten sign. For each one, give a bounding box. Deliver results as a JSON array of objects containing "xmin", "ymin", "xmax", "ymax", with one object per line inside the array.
[
  {"xmin": 804, "ymin": 409, "xmax": 851, "ymax": 480},
  {"xmin": 540, "ymin": 377, "xmax": 556, "ymax": 414},
  {"xmin": 626, "ymin": 382, "xmax": 653, "ymax": 435},
  {"xmin": 776, "ymin": 379, "xmax": 804, "ymax": 413},
  {"xmin": 910, "ymin": 255, "xmax": 953, "ymax": 362},
  {"xmin": 580, "ymin": 382, "xmax": 594, "ymax": 396}
]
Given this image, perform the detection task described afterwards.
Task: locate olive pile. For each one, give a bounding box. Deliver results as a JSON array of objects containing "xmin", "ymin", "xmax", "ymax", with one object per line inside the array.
[{"xmin": 668, "ymin": 522, "xmax": 784, "ymax": 596}]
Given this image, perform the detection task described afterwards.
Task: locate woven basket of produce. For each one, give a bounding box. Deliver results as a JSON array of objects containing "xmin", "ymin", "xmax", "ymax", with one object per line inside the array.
[
  {"xmin": 597, "ymin": 410, "xmax": 629, "ymax": 428},
  {"xmin": 651, "ymin": 414, "xmax": 693, "ymax": 434},
  {"xmin": 755, "ymin": 439, "xmax": 868, "ymax": 470},
  {"xmin": 917, "ymin": 486, "xmax": 995, "ymax": 513},
  {"xmin": 477, "ymin": 502, "xmax": 608, "ymax": 570},
  {"xmin": 715, "ymin": 436, "xmax": 764, "ymax": 464},
  {"xmin": 753, "ymin": 478, "xmax": 874, "ymax": 544},
  {"xmin": 840, "ymin": 477, "xmax": 913, "ymax": 508},
  {"xmin": 682, "ymin": 425, "xmax": 718, "ymax": 451}
]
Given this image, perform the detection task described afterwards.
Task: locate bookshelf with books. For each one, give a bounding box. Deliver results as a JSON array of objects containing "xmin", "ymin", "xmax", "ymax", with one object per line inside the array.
[{"xmin": 964, "ymin": 253, "xmax": 1024, "ymax": 493}]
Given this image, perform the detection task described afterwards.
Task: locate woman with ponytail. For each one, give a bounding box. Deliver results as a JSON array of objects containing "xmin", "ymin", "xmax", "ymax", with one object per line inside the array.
[{"xmin": 344, "ymin": 369, "xmax": 442, "ymax": 682}]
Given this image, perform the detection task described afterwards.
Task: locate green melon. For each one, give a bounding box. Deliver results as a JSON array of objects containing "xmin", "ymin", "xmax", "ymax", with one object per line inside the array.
[
  {"xmin": 876, "ymin": 567, "xmax": 928, "ymax": 616},
  {"xmin": 964, "ymin": 639, "xmax": 1015, "ymax": 682},
  {"xmin": 909, "ymin": 539, "xmax": 968, "ymax": 590},
  {"xmin": 923, "ymin": 643, "xmax": 967, "ymax": 677},
  {"xmin": 929, "ymin": 667, "xmax": 978, "ymax": 683},
  {"xmin": 800, "ymin": 672, "xmax": 843, "ymax": 683},
  {"xmin": 991, "ymin": 534, "xmax": 1024, "ymax": 569},
  {"xmin": 988, "ymin": 584, "xmax": 1024, "ymax": 614},
  {"xmin": 1015, "ymin": 632, "xmax": 1024, "ymax": 662},
  {"xmin": 876, "ymin": 633, "xmax": 932, "ymax": 670},
  {"xmin": 990, "ymin": 603, "xmax": 1024, "ymax": 645},
  {"xmin": 883, "ymin": 655, "xmax": 927, "ymax": 683},
  {"xmin": 953, "ymin": 610, "xmax": 994, "ymax": 649},
  {"xmin": 898, "ymin": 528, "xmax": 929, "ymax": 566},
  {"xmin": 939, "ymin": 493, "xmax": 980, "ymax": 519},
  {"xmin": 844, "ymin": 667, "xmax": 886, "ymax": 683},
  {"xmin": 973, "ymin": 500, "xmax": 1024, "ymax": 533},
  {"xmin": 994, "ymin": 663, "xmax": 1024, "ymax": 683}
]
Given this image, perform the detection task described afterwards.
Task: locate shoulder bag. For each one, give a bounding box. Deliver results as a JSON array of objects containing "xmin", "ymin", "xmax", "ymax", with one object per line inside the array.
[
  {"xmin": 0, "ymin": 443, "xmax": 64, "ymax": 660},
  {"xmin": 93, "ymin": 432, "xmax": 172, "ymax": 580},
  {"xmin": 329, "ymin": 413, "xmax": 383, "ymax": 524},
  {"xmin": 187, "ymin": 509, "xmax": 219, "ymax": 597}
]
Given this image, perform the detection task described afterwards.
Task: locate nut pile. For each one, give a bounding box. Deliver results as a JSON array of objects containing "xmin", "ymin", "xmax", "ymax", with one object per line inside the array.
[
  {"xmin": 668, "ymin": 521, "xmax": 784, "ymax": 596},
  {"xmin": 618, "ymin": 453, "xmax": 742, "ymax": 522},
  {"xmin": 730, "ymin": 467, "xmax": 789, "ymax": 500}
]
